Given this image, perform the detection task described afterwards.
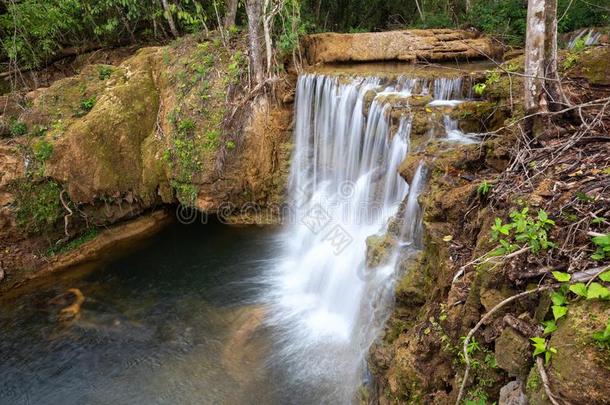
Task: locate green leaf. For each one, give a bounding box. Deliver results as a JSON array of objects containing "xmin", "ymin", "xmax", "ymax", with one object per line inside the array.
[
  {"xmin": 599, "ymin": 271, "xmax": 610, "ymax": 283},
  {"xmin": 569, "ymin": 283, "xmax": 588, "ymax": 297},
  {"xmin": 586, "ymin": 283, "xmax": 610, "ymax": 300},
  {"xmin": 538, "ymin": 210, "xmax": 548, "ymax": 222},
  {"xmin": 552, "ymin": 305, "xmax": 568, "ymax": 320},
  {"xmin": 551, "ymin": 292, "xmax": 567, "ymax": 306},
  {"xmin": 552, "ymin": 271, "xmax": 571, "ymax": 282},
  {"xmin": 542, "ymin": 320, "xmax": 557, "ymax": 335}
]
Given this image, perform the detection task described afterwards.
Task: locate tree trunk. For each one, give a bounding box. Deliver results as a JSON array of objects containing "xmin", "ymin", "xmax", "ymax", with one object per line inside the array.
[
  {"xmin": 313, "ymin": 0, "xmax": 322, "ymax": 22},
  {"xmin": 246, "ymin": 0, "xmax": 265, "ymax": 85},
  {"xmin": 524, "ymin": 0, "xmax": 547, "ymax": 130},
  {"xmin": 263, "ymin": 0, "xmax": 274, "ymax": 76},
  {"xmin": 224, "ymin": 0, "xmax": 239, "ymax": 29},
  {"xmin": 415, "ymin": 0, "xmax": 425, "ymax": 22},
  {"xmin": 160, "ymin": 0, "xmax": 179, "ymax": 38},
  {"xmin": 544, "ymin": 0, "xmax": 563, "ymax": 111}
]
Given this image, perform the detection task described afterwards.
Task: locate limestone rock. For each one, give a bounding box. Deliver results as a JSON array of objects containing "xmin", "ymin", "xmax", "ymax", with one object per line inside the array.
[
  {"xmin": 495, "ymin": 327, "xmax": 532, "ymax": 378},
  {"xmin": 499, "ymin": 380, "xmax": 528, "ymax": 405},
  {"xmin": 303, "ymin": 29, "xmax": 500, "ymax": 65},
  {"xmin": 546, "ymin": 300, "xmax": 610, "ymax": 404}
]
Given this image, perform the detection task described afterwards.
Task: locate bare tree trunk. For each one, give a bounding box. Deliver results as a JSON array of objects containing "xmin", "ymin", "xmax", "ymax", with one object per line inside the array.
[
  {"xmin": 524, "ymin": 0, "xmax": 547, "ymax": 131},
  {"xmin": 246, "ymin": 0, "xmax": 265, "ymax": 85},
  {"xmin": 160, "ymin": 0, "xmax": 179, "ymax": 38},
  {"xmin": 544, "ymin": 0, "xmax": 563, "ymax": 111},
  {"xmin": 415, "ymin": 0, "xmax": 425, "ymax": 22},
  {"xmin": 263, "ymin": 0, "xmax": 274, "ymax": 76},
  {"xmin": 224, "ymin": 0, "xmax": 239, "ymax": 29},
  {"xmin": 313, "ymin": 0, "xmax": 322, "ymax": 22}
]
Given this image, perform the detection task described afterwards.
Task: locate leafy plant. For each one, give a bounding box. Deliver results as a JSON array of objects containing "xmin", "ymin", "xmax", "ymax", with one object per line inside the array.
[
  {"xmin": 80, "ymin": 95, "xmax": 96, "ymax": 112},
  {"xmin": 531, "ymin": 337, "xmax": 557, "ymax": 364},
  {"xmin": 177, "ymin": 118, "xmax": 196, "ymax": 135},
  {"xmin": 542, "ymin": 320, "xmax": 558, "ymax": 335},
  {"xmin": 98, "ymin": 65, "xmax": 113, "ymax": 80},
  {"xmin": 9, "ymin": 119, "xmax": 28, "ymax": 137},
  {"xmin": 477, "ymin": 180, "xmax": 492, "ymax": 196},
  {"xmin": 10, "ymin": 179, "xmax": 63, "ymax": 234},
  {"xmin": 32, "ymin": 139, "xmax": 54, "ymax": 162},
  {"xmin": 490, "ymin": 208, "xmax": 555, "ymax": 255},
  {"xmin": 473, "ymin": 83, "xmax": 486, "ymax": 96},
  {"xmin": 591, "ymin": 233, "xmax": 610, "ymax": 261}
]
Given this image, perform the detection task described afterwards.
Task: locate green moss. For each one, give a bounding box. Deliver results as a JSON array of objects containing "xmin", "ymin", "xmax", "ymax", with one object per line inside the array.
[
  {"xmin": 32, "ymin": 139, "xmax": 53, "ymax": 162},
  {"xmin": 47, "ymin": 227, "xmax": 99, "ymax": 256},
  {"xmin": 11, "ymin": 178, "xmax": 63, "ymax": 234},
  {"xmin": 526, "ymin": 367, "xmax": 541, "ymax": 392}
]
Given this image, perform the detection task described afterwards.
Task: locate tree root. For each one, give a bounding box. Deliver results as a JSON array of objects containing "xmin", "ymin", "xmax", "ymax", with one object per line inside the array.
[{"xmin": 536, "ymin": 357, "xmax": 566, "ymax": 405}]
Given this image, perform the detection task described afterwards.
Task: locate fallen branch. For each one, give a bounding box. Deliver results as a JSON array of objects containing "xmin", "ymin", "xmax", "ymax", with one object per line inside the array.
[{"xmin": 453, "ymin": 246, "xmax": 530, "ymax": 284}]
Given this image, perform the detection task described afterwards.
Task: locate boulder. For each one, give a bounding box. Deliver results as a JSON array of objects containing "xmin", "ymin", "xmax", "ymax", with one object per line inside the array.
[{"xmin": 499, "ymin": 380, "xmax": 528, "ymax": 405}]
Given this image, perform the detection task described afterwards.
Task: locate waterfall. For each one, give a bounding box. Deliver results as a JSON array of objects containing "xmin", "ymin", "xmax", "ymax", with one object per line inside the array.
[{"xmin": 265, "ymin": 73, "xmax": 429, "ymax": 403}]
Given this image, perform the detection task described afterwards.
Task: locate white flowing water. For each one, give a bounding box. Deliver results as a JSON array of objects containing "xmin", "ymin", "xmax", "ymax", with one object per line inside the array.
[{"xmin": 265, "ymin": 73, "xmax": 467, "ymax": 403}]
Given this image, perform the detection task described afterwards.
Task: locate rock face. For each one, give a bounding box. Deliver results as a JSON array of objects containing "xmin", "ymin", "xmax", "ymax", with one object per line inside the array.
[
  {"xmin": 0, "ymin": 33, "xmax": 294, "ymax": 284},
  {"xmin": 303, "ymin": 29, "xmax": 500, "ymax": 64}
]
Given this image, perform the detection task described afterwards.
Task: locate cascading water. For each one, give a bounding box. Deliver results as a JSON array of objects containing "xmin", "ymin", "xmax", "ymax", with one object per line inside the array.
[{"xmin": 265, "ymin": 72, "xmax": 475, "ymax": 403}]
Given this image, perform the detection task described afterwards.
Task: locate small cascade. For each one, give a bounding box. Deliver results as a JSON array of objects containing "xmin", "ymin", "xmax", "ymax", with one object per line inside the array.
[
  {"xmin": 443, "ymin": 115, "xmax": 481, "ymax": 144},
  {"xmin": 428, "ymin": 77, "xmax": 465, "ymax": 107},
  {"xmin": 266, "ymin": 69, "xmax": 483, "ymax": 403},
  {"xmin": 567, "ymin": 28, "xmax": 602, "ymax": 49}
]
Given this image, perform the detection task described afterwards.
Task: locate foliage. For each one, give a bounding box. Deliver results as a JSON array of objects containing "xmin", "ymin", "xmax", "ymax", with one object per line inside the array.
[
  {"xmin": 10, "ymin": 178, "xmax": 63, "ymax": 234},
  {"xmin": 32, "ymin": 139, "xmax": 54, "ymax": 162},
  {"xmin": 543, "ymin": 270, "xmax": 610, "ymax": 352},
  {"xmin": 2, "ymin": 0, "xmax": 607, "ymax": 70},
  {"xmin": 98, "ymin": 65, "xmax": 113, "ymax": 80},
  {"xmin": 530, "ymin": 336, "xmax": 557, "ymax": 364},
  {"xmin": 80, "ymin": 95, "xmax": 97, "ymax": 112},
  {"xmin": 591, "ymin": 233, "xmax": 610, "ymax": 261},
  {"xmin": 473, "ymin": 83, "xmax": 486, "ymax": 97},
  {"xmin": 490, "ymin": 208, "xmax": 555, "ymax": 255},
  {"xmin": 476, "ymin": 180, "xmax": 492, "ymax": 196},
  {"xmin": 0, "ymin": 0, "xmax": 221, "ymax": 69},
  {"xmin": 9, "ymin": 119, "xmax": 27, "ymax": 137}
]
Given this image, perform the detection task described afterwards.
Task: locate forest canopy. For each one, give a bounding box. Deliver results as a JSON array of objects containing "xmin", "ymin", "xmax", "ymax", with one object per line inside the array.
[{"xmin": 1, "ymin": 0, "xmax": 608, "ymax": 70}]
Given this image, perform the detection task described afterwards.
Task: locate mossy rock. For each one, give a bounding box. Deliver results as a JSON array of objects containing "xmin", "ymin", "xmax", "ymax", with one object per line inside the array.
[
  {"xmin": 569, "ymin": 46, "xmax": 610, "ymax": 85},
  {"xmin": 448, "ymin": 101, "xmax": 507, "ymax": 133},
  {"xmin": 366, "ymin": 233, "xmax": 398, "ymax": 268},
  {"xmin": 45, "ymin": 50, "xmax": 161, "ymax": 204},
  {"xmin": 525, "ymin": 365, "xmax": 550, "ymax": 405},
  {"xmin": 395, "ymin": 251, "xmax": 427, "ymax": 307},
  {"xmin": 495, "ymin": 327, "xmax": 533, "ymax": 378},
  {"xmin": 545, "ymin": 300, "xmax": 610, "ymax": 404}
]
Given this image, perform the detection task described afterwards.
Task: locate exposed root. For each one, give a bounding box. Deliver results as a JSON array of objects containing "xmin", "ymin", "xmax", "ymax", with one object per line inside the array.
[{"xmin": 536, "ymin": 357, "xmax": 566, "ymax": 405}]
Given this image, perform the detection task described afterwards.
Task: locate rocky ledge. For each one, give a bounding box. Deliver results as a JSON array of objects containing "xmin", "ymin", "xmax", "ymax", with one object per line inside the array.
[{"xmin": 302, "ymin": 29, "xmax": 500, "ymax": 65}]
